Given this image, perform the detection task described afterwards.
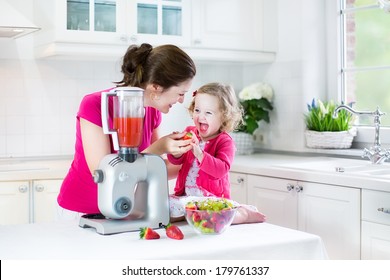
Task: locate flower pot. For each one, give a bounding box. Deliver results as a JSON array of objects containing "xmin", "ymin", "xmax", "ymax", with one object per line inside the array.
[
  {"xmin": 230, "ymin": 132, "xmax": 254, "ymax": 155},
  {"xmin": 305, "ymin": 128, "xmax": 357, "ymax": 149}
]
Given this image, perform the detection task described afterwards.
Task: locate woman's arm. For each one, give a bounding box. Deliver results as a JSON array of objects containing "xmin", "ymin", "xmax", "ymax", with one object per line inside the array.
[{"xmin": 80, "ymin": 118, "xmax": 111, "ymax": 174}]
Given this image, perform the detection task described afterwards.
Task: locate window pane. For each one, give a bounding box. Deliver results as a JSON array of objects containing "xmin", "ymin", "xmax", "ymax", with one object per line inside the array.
[
  {"xmin": 345, "ymin": 69, "xmax": 390, "ymax": 125},
  {"xmin": 95, "ymin": 0, "xmax": 116, "ymax": 32},
  {"xmin": 345, "ymin": 0, "xmax": 377, "ymax": 8},
  {"xmin": 162, "ymin": 5, "xmax": 181, "ymax": 35},
  {"xmin": 345, "ymin": 8, "xmax": 390, "ymax": 67},
  {"xmin": 67, "ymin": 0, "xmax": 90, "ymax": 30},
  {"xmin": 137, "ymin": 4, "xmax": 157, "ymax": 34}
]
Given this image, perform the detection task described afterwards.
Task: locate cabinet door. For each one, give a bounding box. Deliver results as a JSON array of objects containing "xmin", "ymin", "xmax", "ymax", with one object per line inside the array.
[
  {"xmin": 362, "ymin": 221, "xmax": 390, "ymax": 259},
  {"xmin": 33, "ymin": 180, "xmax": 63, "ymax": 223},
  {"xmin": 298, "ymin": 182, "xmax": 361, "ymax": 260},
  {"xmin": 0, "ymin": 181, "xmax": 30, "ymax": 225},
  {"xmin": 35, "ymin": 0, "xmax": 124, "ymax": 44},
  {"xmin": 361, "ymin": 189, "xmax": 390, "ymax": 259},
  {"xmin": 247, "ymin": 175, "xmax": 298, "ymax": 229},
  {"xmin": 191, "ymin": 0, "xmax": 277, "ymax": 51},
  {"xmin": 229, "ymin": 172, "xmax": 247, "ymax": 204},
  {"xmin": 126, "ymin": 0, "xmax": 191, "ymax": 46}
]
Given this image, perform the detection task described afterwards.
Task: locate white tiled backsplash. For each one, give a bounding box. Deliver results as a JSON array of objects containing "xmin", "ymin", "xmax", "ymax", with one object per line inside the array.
[{"xmin": 0, "ymin": 57, "xmax": 306, "ymax": 158}]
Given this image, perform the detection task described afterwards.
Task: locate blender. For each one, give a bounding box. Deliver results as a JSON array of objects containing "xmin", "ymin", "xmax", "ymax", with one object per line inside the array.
[{"xmin": 79, "ymin": 87, "xmax": 170, "ymax": 235}]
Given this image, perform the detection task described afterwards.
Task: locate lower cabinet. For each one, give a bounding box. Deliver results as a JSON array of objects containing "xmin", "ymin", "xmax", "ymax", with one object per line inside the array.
[
  {"xmin": 247, "ymin": 174, "xmax": 361, "ymax": 260},
  {"xmin": 0, "ymin": 181, "xmax": 30, "ymax": 225},
  {"xmin": 0, "ymin": 179, "xmax": 63, "ymax": 225},
  {"xmin": 361, "ymin": 189, "xmax": 390, "ymax": 259},
  {"xmin": 32, "ymin": 180, "xmax": 63, "ymax": 223},
  {"xmin": 229, "ymin": 172, "xmax": 247, "ymax": 204}
]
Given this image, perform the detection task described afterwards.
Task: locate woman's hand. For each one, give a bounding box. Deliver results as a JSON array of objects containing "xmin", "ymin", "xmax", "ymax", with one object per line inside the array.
[{"xmin": 143, "ymin": 131, "xmax": 192, "ymax": 156}]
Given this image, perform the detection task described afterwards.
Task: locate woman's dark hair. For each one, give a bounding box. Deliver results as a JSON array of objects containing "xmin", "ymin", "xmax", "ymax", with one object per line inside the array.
[{"xmin": 116, "ymin": 43, "xmax": 196, "ymax": 89}]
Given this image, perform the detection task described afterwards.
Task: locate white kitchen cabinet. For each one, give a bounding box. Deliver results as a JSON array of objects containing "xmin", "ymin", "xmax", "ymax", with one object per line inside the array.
[
  {"xmin": 361, "ymin": 189, "xmax": 390, "ymax": 259},
  {"xmin": 0, "ymin": 179, "xmax": 63, "ymax": 225},
  {"xmin": 0, "ymin": 181, "xmax": 30, "ymax": 225},
  {"xmin": 32, "ymin": 179, "xmax": 63, "ymax": 223},
  {"xmin": 247, "ymin": 174, "xmax": 361, "ymax": 260},
  {"xmin": 33, "ymin": 0, "xmax": 276, "ymax": 62},
  {"xmin": 33, "ymin": 0, "xmax": 191, "ymax": 59},
  {"xmin": 247, "ymin": 175, "xmax": 298, "ymax": 229},
  {"xmin": 188, "ymin": 0, "xmax": 277, "ymax": 62},
  {"xmin": 229, "ymin": 172, "xmax": 247, "ymax": 204}
]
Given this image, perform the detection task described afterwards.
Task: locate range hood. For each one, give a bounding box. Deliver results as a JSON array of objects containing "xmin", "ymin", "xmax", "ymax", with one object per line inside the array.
[{"xmin": 0, "ymin": 0, "xmax": 40, "ymax": 38}]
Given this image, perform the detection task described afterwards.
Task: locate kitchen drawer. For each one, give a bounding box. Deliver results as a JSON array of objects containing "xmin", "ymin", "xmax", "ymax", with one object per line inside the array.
[{"xmin": 362, "ymin": 189, "xmax": 390, "ymax": 226}]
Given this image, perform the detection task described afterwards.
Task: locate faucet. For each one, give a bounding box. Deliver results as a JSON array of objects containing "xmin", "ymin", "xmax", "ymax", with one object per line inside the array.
[{"xmin": 333, "ymin": 104, "xmax": 390, "ymax": 164}]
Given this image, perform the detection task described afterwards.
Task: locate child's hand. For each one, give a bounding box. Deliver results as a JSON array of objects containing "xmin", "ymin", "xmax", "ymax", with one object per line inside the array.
[{"xmin": 190, "ymin": 137, "xmax": 203, "ymax": 161}]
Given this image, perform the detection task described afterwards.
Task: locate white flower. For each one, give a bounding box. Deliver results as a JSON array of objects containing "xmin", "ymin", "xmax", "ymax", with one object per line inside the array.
[{"xmin": 238, "ymin": 82, "xmax": 274, "ymax": 102}]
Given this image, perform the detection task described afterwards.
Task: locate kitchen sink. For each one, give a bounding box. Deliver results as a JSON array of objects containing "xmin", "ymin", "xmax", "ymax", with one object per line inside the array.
[{"xmin": 273, "ymin": 157, "xmax": 390, "ymax": 178}]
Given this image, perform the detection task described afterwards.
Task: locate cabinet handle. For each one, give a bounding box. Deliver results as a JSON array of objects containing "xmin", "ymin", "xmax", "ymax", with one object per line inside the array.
[
  {"xmin": 286, "ymin": 184, "xmax": 294, "ymax": 191},
  {"xmin": 193, "ymin": 39, "xmax": 202, "ymax": 45},
  {"xmin": 35, "ymin": 184, "xmax": 44, "ymax": 192},
  {"xmin": 18, "ymin": 185, "xmax": 28, "ymax": 193},
  {"xmin": 129, "ymin": 35, "xmax": 138, "ymax": 42},
  {"xmin": 237, "ymin": 177, "xmax": 244, "ymax": 183},
  {"xmin": 119, "ymin": 34, "xmax": 128, "ymax": 42},
  {"xmin": 378, "ymin": 208, "xmax": 390, "ymax": 214},
  {"xmin": 295, "ymin": 185, "xmax": 303, "ymax": 193}
]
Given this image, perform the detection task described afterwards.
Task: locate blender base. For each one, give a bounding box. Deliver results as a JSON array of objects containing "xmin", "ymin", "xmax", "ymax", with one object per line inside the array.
[{"xmin": 79, "ymin": 214, "xmax": 168, "ymax": 235}]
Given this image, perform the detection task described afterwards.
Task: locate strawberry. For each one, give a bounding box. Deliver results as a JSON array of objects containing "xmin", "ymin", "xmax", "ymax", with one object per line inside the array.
[
  {"xmin": 192, "ymin": 212, "xmax": 201, "ymax": 223},
  {"xmin": 163, "ymin": 223, "xmax": 184, "ymax": 240},
  {"xmin": 139, "ymin": 227, "xmax": 160, "ymax": 240},
  {"xmin": 182, "ymin": 132, "xmax": 193, "ymax": 140}
]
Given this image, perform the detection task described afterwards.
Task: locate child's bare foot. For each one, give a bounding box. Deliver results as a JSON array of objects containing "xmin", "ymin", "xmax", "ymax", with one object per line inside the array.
[{"xmin": 232, "ymin": 204, "xmax": 266, "ymax": 224}]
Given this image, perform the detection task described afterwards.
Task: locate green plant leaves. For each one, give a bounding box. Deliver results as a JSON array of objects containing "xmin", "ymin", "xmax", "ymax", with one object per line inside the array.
[
  {"xmin": 305, "ymin": 99, "xmax": 354, "ymax": 132},
  {"xmin": 237, "ymin": 97, "xmax": 273, "ymax": 135}
]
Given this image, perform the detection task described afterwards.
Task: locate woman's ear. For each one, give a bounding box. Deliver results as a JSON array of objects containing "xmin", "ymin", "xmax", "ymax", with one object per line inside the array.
[
  {"xmin": 147, "ymin": 83, "xmax": 162, "ymax": 101},
  {"xmin": 147, "ymin": 83, "xmax": 162, "ymax": 93}
]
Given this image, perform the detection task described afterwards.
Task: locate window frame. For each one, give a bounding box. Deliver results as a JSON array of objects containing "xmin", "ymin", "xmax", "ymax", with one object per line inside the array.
[{"xmin": 328, "ymin": 0, "xmax": 390, "ymax": 148}]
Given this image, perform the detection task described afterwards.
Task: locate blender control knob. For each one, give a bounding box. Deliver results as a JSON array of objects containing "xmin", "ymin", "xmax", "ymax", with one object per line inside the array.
[{"xmin": 93, "ymin": 170, "xmax": 104, "ymax": 183}]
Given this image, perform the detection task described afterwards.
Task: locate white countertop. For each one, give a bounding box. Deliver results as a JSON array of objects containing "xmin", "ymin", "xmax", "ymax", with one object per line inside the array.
[
  {"xmin": 231, "ymin": 153, "xmax": 390, "ymax": 193},
  {"xmin": 1, "ymin": 153, "xmax": 389, "ymax": 192},
  {"xmin": 0, "ymin": 157, "xmax": 72, "ymax": 181},
  {"xmin": 0, "ymin": 220, "xmax": 328, "ymax": 260}
]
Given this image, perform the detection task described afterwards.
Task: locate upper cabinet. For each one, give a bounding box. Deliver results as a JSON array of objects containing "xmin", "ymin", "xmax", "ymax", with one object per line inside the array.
[
  {"xmin": 33, "ymin": 0, "xmax": 277, "ymax": 63},
  {"xmin": 187, "ymin": 0, "xmax": 277, "ymax": 62},
  {"xmin": 34, "ymin": 0, "xmax": 191, "ymax": 59}
]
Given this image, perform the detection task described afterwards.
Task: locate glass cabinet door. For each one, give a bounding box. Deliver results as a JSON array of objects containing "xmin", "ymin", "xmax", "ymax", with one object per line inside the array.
[
  {"xmin": 137, "ymin": 0, "xmax": 183, "ymax": 36},
  {"xmin": 67, "ymin": 0, "xmax": 117, "ymax": 32}
]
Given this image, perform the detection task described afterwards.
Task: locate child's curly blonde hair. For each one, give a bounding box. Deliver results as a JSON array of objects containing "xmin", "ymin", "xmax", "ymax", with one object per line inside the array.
[{"xmin": 188, "ymin": 82, "xmax": 243, "ymax": 133}]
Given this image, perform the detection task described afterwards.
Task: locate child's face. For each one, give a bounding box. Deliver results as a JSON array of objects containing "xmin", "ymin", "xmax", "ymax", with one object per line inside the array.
[{"xmin": 192, "ymin": 93, "xmax": 223, "ymax": 141}]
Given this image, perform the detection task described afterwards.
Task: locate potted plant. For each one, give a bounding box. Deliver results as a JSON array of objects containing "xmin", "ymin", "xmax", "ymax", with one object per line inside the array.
[
  {"xmin": 304, "ymin": 98, "xmax": 357, "ymax": 149},
  {"xmin": 232, "ymin": 82, "xmax": 274, "ymax": 154}
]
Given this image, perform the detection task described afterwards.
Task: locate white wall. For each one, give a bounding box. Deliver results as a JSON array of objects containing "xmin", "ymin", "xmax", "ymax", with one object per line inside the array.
[{"xmin": 0, "ymin": 0, "xmax": 329, "ymax": 157}]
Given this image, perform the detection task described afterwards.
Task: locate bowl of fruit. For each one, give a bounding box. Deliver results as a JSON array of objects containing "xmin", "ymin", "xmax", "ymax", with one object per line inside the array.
[{"xmin": 184, "ymin": 198, "xmax": 238, "ymax": 235}]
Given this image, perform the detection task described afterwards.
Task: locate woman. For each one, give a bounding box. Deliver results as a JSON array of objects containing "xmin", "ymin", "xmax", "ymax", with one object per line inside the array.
[{"xmin": 57, "ymin": 43, "xmax": 196, "ymax": 215}]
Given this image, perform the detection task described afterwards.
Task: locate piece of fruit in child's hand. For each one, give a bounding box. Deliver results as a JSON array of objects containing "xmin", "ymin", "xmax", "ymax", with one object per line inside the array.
[
  {"xmin": 182, "ymin": 132, "xmax": 193, "ymax": 140},
  {"xmin": 139, "ymin": 227, "xmax": 160, "ymax": 240},
  {"xmin": 163, "ymin": 223, "xmax": 184, "ymax": 240}
]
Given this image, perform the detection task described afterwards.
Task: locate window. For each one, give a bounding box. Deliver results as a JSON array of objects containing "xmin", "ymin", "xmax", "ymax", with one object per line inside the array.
[{"xmin": 340, "ymin": 0, "xmax": 390, "ymax": 126}]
